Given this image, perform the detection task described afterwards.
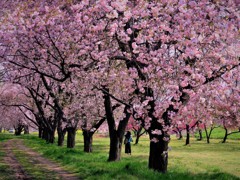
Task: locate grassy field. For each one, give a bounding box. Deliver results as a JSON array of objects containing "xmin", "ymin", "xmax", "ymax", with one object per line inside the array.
[{"xmin": 0, "ymin": 132, "xmax": 240, "ymax": 180}]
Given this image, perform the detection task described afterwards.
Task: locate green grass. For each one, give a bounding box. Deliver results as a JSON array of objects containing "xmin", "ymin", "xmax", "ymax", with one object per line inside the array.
[
  {"xmin": 0, "ymin": 133, "xmax": 14, "ymax": 142},
  {"xmin": 13, "ymin": 132, "xmax": 240, "ymax": 180}
]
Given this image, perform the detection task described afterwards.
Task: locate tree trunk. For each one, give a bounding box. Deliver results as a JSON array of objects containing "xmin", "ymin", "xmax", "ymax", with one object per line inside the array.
[
  {"xmin": 57, "ymin": 127, "xmax": 66, "ymax": 146},
  {"xmin": 0, "ymin": 127, "xmax": 2, "ymax": 133},
  {"xmin": 15, "ymin": 129, "xmax": 22, "ymax": 136},
  {"xmin": 67, "ymin": 127, "xmax": 76, "ymax": 148},
  {"xmin": 46, "ymin": 130, "xmax": 55, "ymax": 144},
  {"xmin": 108, "ymin": 130, "xmax": 122, "ymax": 161},
  {"xmin": 24, "ymin": 125, "xmax": 29, "ymax": 134},
  {"xmin": 185, "ymin": 124, "xmax": 190, "ymax": 145},
  {"xmin": 38, "ymin": 127, "xmax": 43, "ymax": 138},
  {"xmin": 177, "ymin": 128, "xmax": 183, "ymax": 140},
  {"xmin": 222, "ymin": 127, "xmax": 228, "ymax": 143},
  {"xmin": 208, "ymin": 127, "xmax": 214, "ymax": 142},
  {"xmin": 135, "ymin": 127, "xmax": 145, "ymax": 144},
  {"xmin": 14, "ymin": 125, "xmax": 24, "ymax": 136},
  {"xmin": 204, "ymin": 124, "xmax": 210, "ymax": 144},
  {"xmin": 42, "ymin": 128, "xmax": 47, "ymax": 140},
  {"xmin": 179, "ymin": 132, "xmax": 183, "ymax": 140},
  {"xmin": 83, "ymin": 130, "xmax": 93, "ymax": 152},
  {"xmin": 198, "ymin": 129, "xmax": 202, "ymax": 141},
  {"xmin": 103, "ymin": 89, "xmax": 120, "ymax": 161},
  {"xmin": 135, "ymin": 127, "xmax": 142, "ymax": 145},
  {"xmin": 135, "ymin": 134, "xmax": 140, "ymax": 145},
  {"xmin": 103, "ymin": 88, "xmax": 130, "ymax": 161},
  {"xmin": 148, "ymin": 134, "xmax": 169, "ymax": 173},
  {"xmin": 146, "ymin": 88, "xmax": 171, "ymax": 173}
]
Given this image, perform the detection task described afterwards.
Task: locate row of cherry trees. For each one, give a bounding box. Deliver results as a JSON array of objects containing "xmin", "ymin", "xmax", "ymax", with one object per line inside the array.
[{"xmin": 0, "ymin": 0, "xmax": 239, "ymax": 173}]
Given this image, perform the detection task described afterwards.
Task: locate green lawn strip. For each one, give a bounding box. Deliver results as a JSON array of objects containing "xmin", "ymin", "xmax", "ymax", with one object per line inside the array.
[
  {"xmin": 0, "ymin": 143, "xmax": 16, "ymax": 180},
  {"xmin": 11, "ymin": 147, "xmax": 61, "ymax": 180},
  {"xmin": 0, "ymin": 133, "xmax": 14, "ymax": 142},
  {"xmin": 20, "ymin": 133, "xmax": 240, "ymax": 180}
]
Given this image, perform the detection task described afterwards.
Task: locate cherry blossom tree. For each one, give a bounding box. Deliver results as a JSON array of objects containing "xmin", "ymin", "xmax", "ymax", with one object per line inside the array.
[
  {"xmin": 1, "ymin": 0, "xmax": 239, "ymax": 173},
  {"xmin": 88, "ymin": 0, "xmax": 239, "ymax": 172},
  {"xmin": 0, "ymin": 83, "xmax": 37, "ymax": 135}
]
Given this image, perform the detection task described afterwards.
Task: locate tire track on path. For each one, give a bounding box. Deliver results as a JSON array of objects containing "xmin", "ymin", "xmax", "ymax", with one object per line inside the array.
[
  {"xmin": 2, "ymin": 139, "xmax": 79, "ymax": 180},
  {"xmin": 2, "ymin": 141, "xmax": 31, "ymax": 180}
]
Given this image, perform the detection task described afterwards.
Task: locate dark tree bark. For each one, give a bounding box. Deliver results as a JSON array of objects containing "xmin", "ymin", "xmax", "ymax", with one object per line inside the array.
[
  {"xmin": 198, "ymin": 129, "xmax": 202, "ymax": 141},
  {"xmin": 67, "ymin": 127, "xmax": 76, "ymax": 148},
  {"xmin": 24, "ymin": 125, "xmax": 29, "ymax": 134},
  {"xmin": 148, "ymin": 136, "xmax": 169, "ymax": 173},
  {"xmin": 173, "ymin": 126, "xmax": 183, "ymax": 140},
  {"xmin": 42, "ymin": 128, "xmax": 47, "ymax": 140},
  {"xmin": 204, "ymin": 124, "xmax": 210, "ymax": 144},
  {"xmin": 146, "ymin": 88, "xmax": 172, "ymax": 173},
  {"xmin": 83, "ymin": 130, "xmax": 93, "ymax": 152},
  {"xmin": 222, "ymin": 127, "xmax": 240, "ymax": 143},
  {"xmin": 108, "ymin": 130, "xmax": 121, "ymax": 161},
  {"xmin": 134, "ymin": 127, "xmax": 141, "ymax": 145},
  {"xmin": 46, "ymin": 130, "xmax": 55, "ymax": 144},
  {"xmin": 38, "ymin": 126, "xmax": 43, "ymax": 138},
  {"xmin": 222, "ymin": 127, "xmax": 228, "ymax": 143},
  {"xmin": 15, "ymin": 129, "xmax": 22, "ymax": 136},
  {"xmin": 135, "ymin": 134, "xmax": 140, "ymax": 145},
  {"xmin": 204, "ymin": 124, "xmax": 215, "ymax": 144},
  {"xmin": 185, "ymin": 124, "xmax": 190, "ymax": 145},
  {"xmin": 177, "ymin": 127, "xmax": 183, "ymax": 140},
  {"xmin": 57, "ymin": 128, "xmax": 66, "ymax": 146},
  {"xmin": 0, "ymin": 127, "xmax": 2, "ymax": 133},
  {"xmin": 197, "ymin": 122, "xmax": 202, "ymax": 141},
  {"xmin": 134, "ymin": 126, "xmax": 146, "ymax": 145},
  {"xmin": 14, "ymin": 124, "xmax": 24, "ymax": 136},
  {"xmin": 57, "ymin": 122, "xmax": 66, "ymax": 146},
  {"xmin": 103, "ymin": 88, "xmax": 131, "ymax": 161}
]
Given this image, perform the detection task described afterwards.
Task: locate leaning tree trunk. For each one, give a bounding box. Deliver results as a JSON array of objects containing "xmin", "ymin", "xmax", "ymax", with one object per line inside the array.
[
  {"xmin": 222, "ymin": 127, "xmax": 228, "ymax": 143},
  {"xmin": 107, "ymin": 110, "xmax": 130, "ymax": 161},
  {"xmin": 0, "ymin": 127, "xmax": 2, "ymax": 133},
  {"xmin": 135, "ymin": 127, "xmax": 142, "ymax": 145},
  {"xmin": 185, "ymin": 124, "xmax": 190, "ymax": 145},
  {"xmin": 178, "ymin": 131, "xmax": 182, "ymax": 140},
  {"xmin": 103, "ymin": 88, "xmax": 130, "ymax": 161},
  {"xmin": 83, "ymin": 130, "xmax": 93, "ymax": 152},
  {"xmin": 135, "ymin": 133, "xmax": 140, "ymax": 145},
  {"xmin": 67, "ymin": 127, "xmax": 76, "ymax": 148}
]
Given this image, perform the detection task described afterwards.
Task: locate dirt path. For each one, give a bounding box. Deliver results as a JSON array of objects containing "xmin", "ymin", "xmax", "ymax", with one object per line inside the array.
[
  {"xmin": 1, "ymin": 139, "xmax": 79, "ymax": 180},
  {"xmin": 2, "ymin": 141, "xmax": 31, "ymax": 180}
]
